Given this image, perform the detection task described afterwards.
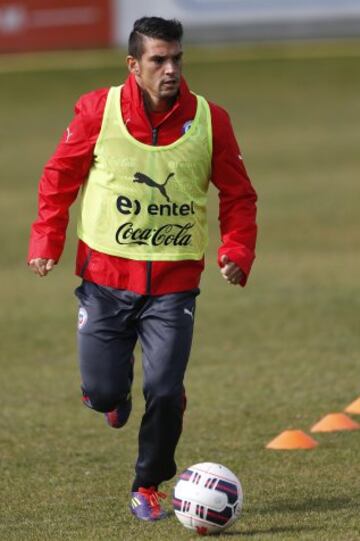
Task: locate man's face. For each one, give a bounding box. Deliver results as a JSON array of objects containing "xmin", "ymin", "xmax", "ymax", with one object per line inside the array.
[{"xmin": 128, "ymin": 37, "xmax": 183, "ymax": 104}]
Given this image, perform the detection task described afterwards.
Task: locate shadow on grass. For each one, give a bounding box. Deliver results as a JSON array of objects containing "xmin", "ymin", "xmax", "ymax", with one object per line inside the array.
[
  {"xmin": 253, "ymin": 495, "xmax": 358, "ymax": 514},
  {"xmin": 225, "ymin": 525, "xmax": 320, "ymax": 536}
]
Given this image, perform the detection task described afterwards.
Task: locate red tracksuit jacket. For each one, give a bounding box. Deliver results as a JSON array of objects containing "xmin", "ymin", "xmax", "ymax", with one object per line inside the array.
[{"xmin": 28, "ymin": 74, "xmax": 257, "ymax": 295}]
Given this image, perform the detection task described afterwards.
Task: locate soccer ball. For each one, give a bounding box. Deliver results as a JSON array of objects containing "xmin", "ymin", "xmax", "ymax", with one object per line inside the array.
[{"xmin": 173, "ymin": 462, "xmax": 243, "ymax": 535}]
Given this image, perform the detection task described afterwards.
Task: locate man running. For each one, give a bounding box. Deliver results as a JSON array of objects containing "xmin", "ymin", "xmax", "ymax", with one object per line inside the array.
[{"xmin": 28, "ymin": 16, "xmax": 257, "ymax": 521}]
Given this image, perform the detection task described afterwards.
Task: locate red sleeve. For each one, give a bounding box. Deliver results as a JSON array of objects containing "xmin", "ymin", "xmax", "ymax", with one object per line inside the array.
[
  {"xmin": 209, "ymin": 102, "xmax": 257, "ymax": 286},
  {"xmin": 27, "ymin": 88, "xmax": 108, "ymax": 263}
]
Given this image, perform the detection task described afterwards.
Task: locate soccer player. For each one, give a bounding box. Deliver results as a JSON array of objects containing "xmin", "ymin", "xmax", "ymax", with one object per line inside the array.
[{"xmin": 28, "ymin": 17, "xmax": 257, "ymax": 521}]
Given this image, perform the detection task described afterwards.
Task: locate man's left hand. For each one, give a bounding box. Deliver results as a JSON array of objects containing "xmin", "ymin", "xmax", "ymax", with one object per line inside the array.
[{"xmin": 220, "ymin": 255, "xmax": 245, "ymax": 285}]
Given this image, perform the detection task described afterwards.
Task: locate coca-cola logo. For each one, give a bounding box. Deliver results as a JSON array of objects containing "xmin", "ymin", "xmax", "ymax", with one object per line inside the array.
[{"xmin": 115, "ymin": 222, "xmax": 194, "ymax": 247}]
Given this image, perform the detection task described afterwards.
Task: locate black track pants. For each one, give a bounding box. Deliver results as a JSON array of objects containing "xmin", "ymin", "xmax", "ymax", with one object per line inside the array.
[{"xmin": 75, "ymin": 280, "xmax": 199, "ymax": 487}]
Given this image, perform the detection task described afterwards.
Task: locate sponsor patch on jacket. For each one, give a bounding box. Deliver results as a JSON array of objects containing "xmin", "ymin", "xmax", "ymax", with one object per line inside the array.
[{"xmin": 78, "ymin": 307, "xmax": 88, "ymax": 329}]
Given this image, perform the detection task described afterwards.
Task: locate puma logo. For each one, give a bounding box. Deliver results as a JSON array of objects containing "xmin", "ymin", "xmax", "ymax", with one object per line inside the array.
[
  {"xmin": 133, "ymin": 171, "xmax": 174, "ymax": 202},
  {"xmin": 65, "ymin": 127, "xmax": 73, "ymax": 143},
  {"xmin": 184, "ymin": 308, "xmax": 194, "ymax": 320}
]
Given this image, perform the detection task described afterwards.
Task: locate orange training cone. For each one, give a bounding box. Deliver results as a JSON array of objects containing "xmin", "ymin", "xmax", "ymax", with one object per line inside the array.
[
  {"xmin": 344, "ymin": 397, "xmax": 360, "ymax": 415},
  {"xmin": 266, "ymin": 430, "xmax": 318, "ymax": 450},
  {"xmin": 311, "ymin": 413, "xmax": 360, "ymax": 433}
]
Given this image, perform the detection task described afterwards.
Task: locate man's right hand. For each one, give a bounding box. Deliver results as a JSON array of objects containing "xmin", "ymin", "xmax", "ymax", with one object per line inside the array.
[{"xmin": 29, "ymin": 258, "xmax": 55, "ymax": 277}]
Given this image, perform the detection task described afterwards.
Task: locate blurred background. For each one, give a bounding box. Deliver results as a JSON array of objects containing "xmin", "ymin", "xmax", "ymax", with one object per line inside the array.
[
  {"xmin": 1, "ymin": 0, "xmax": 360, "ymax": 52},
  {"xmin": 1, "ymin": 1, "xmax": 360, "ymax": 540}
]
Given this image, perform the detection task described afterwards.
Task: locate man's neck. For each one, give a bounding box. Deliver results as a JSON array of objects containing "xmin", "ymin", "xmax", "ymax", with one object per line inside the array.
[{"xmin": 142, "ymin": 90, "xmax": 177, "ymax": 113}]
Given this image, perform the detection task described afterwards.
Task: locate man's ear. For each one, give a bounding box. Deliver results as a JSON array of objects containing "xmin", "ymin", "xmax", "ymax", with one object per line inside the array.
[{"xmin": 126, "ymin": 55, "xmax": 139, "ymax": 74}]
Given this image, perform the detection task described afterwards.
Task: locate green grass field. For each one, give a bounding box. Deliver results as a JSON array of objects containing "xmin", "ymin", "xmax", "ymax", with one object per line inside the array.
[{"xmin": 1, "ymin": 40, "xmax": 360, "ymax": 540}]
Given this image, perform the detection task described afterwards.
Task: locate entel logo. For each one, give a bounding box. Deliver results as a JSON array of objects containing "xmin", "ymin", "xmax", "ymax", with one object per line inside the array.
[{"xmin": 116, "ymin": 195, "xmax": 195, "ymax": 218}]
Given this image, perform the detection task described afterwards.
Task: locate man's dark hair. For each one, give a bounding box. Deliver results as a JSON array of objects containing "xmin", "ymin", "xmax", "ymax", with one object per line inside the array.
[{"xmin": 128, "ymin": 17, "xmax": 183, "ymax": 59}]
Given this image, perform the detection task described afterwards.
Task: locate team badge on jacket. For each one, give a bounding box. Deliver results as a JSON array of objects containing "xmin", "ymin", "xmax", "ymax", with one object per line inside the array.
[{"xmin": 182, "ymin": 121, "xmax": 192, "ymax": 134}]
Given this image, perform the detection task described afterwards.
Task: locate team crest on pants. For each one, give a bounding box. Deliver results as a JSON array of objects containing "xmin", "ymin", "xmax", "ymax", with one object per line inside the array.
[{"xmin": 78, "ymin": 307, "xmax": 88, "ymax": 329}]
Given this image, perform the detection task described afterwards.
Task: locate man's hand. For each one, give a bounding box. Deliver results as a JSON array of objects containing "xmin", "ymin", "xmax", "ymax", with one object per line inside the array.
[
  {"xmin": 29, "ymin": 258, "xmax": 55, "ymax": 277},
  {"xmin": 220, "ymin": 255, "xmax": 245, "ymax": 285}
]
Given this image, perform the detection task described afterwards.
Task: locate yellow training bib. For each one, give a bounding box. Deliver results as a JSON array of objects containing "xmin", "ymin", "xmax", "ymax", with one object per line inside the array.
[{"xmin": 77, "ymin": 85, "xmax": 212, "ymax": 261}]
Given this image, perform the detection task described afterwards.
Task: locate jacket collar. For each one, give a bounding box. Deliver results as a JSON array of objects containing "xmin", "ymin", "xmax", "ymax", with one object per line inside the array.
[{"xmin": 121, "ymin": 73, "xmax": 194, "ymax": 130}]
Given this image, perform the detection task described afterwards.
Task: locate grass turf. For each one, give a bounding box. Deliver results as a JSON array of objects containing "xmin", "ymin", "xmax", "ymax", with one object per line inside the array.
[{"xmin": 0, "ymin": 41, "xmax": 359, "ymax": 540}]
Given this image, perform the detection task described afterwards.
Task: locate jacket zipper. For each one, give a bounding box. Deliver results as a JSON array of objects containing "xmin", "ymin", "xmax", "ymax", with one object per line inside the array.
[
  {"xmin": 146, "ymin": 126, "xmax": 159, "ymax": 295},
  {"xmin": 152, "ymin": 127, "xmax": 159, "ymax": 146}
]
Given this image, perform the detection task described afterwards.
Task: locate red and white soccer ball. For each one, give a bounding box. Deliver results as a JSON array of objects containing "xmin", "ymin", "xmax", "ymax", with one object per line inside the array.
[{"xmin": 173, "ymin": 462, "xmax": 243, "ymax": 535}]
